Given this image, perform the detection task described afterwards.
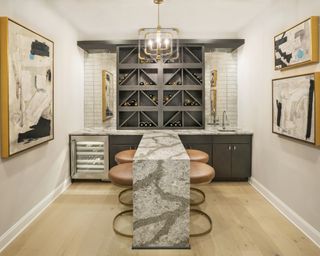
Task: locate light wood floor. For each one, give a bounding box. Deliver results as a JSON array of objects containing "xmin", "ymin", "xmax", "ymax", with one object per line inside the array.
[{"xmin": 1, "ymin": 182, "xmax": 319, "ymax": 256}]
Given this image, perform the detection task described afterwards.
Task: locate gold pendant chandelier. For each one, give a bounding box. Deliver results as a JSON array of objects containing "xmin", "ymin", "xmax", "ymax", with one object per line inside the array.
[{"xmin": 138, "ymin": 0, "xmax": 179, "ymax": 62}]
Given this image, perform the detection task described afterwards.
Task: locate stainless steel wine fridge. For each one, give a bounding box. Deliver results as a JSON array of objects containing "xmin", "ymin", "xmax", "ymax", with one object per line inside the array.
[{"xmin": 70, "ymin": 135, "xmax": 109, "ymax": 180}]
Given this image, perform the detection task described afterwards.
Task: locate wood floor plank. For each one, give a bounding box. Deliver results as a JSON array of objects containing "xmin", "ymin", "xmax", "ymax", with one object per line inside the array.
[{"xmin": 1, "ymin": 182, "xmax": 319, "ymax": 256}]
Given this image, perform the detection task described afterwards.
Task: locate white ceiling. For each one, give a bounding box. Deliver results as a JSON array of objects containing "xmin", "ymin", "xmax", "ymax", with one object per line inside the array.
[{"xmin": 45, "ymin": 0, "xmax": 275, "ymax": 40}]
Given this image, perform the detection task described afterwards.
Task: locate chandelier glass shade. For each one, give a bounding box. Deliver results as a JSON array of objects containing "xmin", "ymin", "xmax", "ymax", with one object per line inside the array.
[{"xmin": 138, "ymin": 0, "xmax": 179, "ymax": 62}]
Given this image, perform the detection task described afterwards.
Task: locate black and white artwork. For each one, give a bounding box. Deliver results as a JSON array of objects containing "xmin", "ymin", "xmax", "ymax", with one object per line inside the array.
[
  {"xmin": 5, "ymin": 19, "xmax": 54, "ymax": 156},
  {"xmin": 272, "ymin": 74, "xmax": 316, "ymax": 143},
  {"xmin": 274, "ymin": 17, "xmax": 317, "ymax": 70}
]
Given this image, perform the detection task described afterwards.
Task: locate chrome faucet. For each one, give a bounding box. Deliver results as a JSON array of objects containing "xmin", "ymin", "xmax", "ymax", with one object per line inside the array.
[{"xmin": 222, "ymin": 110, "xmax": 228, "ymax": 129}]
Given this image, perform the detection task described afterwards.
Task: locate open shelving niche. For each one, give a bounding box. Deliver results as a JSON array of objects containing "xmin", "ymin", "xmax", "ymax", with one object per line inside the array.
[{"xmin": 117, "ymin": 45, "xmax": 205, "ymax": 129}]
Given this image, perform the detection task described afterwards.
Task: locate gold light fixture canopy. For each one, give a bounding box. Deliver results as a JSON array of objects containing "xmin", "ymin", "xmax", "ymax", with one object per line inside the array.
[{"xmin": 138, "ymin": 0, "xmax": 179, "ymax": 62}]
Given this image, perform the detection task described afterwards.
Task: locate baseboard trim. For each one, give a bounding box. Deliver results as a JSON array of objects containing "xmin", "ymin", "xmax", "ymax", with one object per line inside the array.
[
  {"xmin": 0, "ymin": 178, "xmax": 71, "ymax": 253},
  {"xmin": 249, "ymin": 177, "xmax": 320, "ymax": 248}
]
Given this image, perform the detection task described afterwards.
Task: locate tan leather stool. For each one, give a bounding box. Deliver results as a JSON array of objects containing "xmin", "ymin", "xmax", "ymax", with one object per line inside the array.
[
  {"xmin": 109, "ymin": 162, "xmax": 133, "ymax": 187},
  {"xmin": 115, "ymin": 149, "xmax": 136, "ymax": 164},
  {"xmin": 109, "ymin": 163, "xmax": 134, "ymax": 237},
  {"xmin": 190, "ymin": 161, "xmax": 215, "ymax": 184},
  {"xmin": 189, "ymin": 161, "xmax": 215, "ymax": 237},
  {"xmin": 186, "ymin": 149, "xmax": 209, "ymax": 163}
]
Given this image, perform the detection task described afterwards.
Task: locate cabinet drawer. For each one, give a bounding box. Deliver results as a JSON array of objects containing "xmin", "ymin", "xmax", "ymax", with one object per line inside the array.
[
  {"xmin": 109, "ymin": 135, "xmax": 142, "ymax": 145},
  {"xmin": 213, "ymin": 135, "xmax": 252, "ymax": 144},
  {"xmin": 179, "ymin": 135, "xmax": 212, "ymax": 144}
]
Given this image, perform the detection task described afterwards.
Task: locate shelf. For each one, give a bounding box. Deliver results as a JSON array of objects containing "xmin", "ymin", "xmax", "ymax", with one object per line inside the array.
[
  {"xmin": 163, "ymin": 85, "xmax": 203, "ymax": 90},
  {"xmin": 119, "ymin": 46, "xmax": 138, "ymax": 64},
  {"xmin": 119, "ymin": 69, "xmax": 138, "ymax": 86},
  {"xmin": 119, "ymin": 91, "xmax": 138, "ymax": 107},
  {"xmin": 183, "ymin": 46, "xmax": 203, "ymax": 63},
  {"xmin": 119, "ymin": 106, "xmax": 158, "ymax": 111},
  {"xmin": 164, "ymin": 111, "xmax": 183, "ymax": 128},
  {"xmin": 117, "ymin": 45, "xmax": 205, "ymax": 129},
  {"xmin": 163, "ymin": 106, "xmax": 202, "ymax": 111},
  {"xmin": 140, "ymin": 90, "xmax": 158, "ymax": 106},
  {"xmin": 163, "ymin": 90, "xmax": 182, "ymax": 106},
  {"xmin": 184, "ymin": 111, "xmax": 203, "ymax": 127},
  {"xmin": 139, "ymin": 69, "xmax": 158, "ymax": 85},
  {"xmin": 119, "ymin": 111, "xmax": 138, "ymax": 127},
  {"xmin": 139, "ymin": 111, "xmax": 158, "ymax": 128}
]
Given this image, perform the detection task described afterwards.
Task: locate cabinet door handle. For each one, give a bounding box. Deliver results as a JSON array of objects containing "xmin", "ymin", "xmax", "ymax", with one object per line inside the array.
[
  {"xmin": 228, "ymin": 146, "xmax": 232, "ymax": 151},
  {"xmin": 234, "ymin": 146, "xmax": 237, "ymax": 150}
]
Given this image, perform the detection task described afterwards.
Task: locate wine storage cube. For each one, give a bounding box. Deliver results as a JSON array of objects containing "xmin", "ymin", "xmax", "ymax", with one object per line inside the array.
[{"xmin": 117, "ymin": 45, "xmax": 205, "ymax": 129}]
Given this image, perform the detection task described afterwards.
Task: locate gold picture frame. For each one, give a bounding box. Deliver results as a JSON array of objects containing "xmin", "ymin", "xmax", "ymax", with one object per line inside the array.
[
  {"xmin": 0, "ymin": 17, "xmax": 54, "ymax": 158},
  {"xmin": 274, "ymin": 16, "xmax": 319, "ymax": 70},
  {"xmin": 272, "ymin": 72, "xmax": 320, "ymax": 146},
  {"xmin": 102, "ymin": 70, "xmax": 114, "ymax": 122}
]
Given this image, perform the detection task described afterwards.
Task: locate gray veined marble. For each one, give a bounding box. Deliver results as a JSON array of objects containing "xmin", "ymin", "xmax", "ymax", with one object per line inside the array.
[{"xmin": 132, "ymin": 131, "xmax": 190, "ymax": 249}]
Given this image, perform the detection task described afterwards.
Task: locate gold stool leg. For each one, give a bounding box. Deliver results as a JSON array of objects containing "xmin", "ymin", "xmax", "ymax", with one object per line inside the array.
[
  {"xmin": 190, "ymin": 187, "xmax": 206, "ymax": 206},
  {"xmin": 190, "ymin": 209, "xmax": 212, "ymax": 237},
  {"xmin": 113, "ymin": 209, "xmax": 133, "ymax": 238},
  {"xmin": 118, "ymin": 188, "xmax": 133, "ymax": 206}
]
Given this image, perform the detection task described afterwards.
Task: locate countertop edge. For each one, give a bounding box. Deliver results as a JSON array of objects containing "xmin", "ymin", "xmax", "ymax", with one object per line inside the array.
[{"xmin": 69, "ymin": 128, "xmax": 254, "ymax": 136}]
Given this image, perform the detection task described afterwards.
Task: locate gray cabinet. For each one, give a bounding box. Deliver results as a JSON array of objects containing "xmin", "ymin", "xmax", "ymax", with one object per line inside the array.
[
  {"xmin": 231, "ymin": 143, "xmax": 251, "ymax": 179},
  {"xmin": 180, "ymin": 134, "xmax": 252, "ymax": 181},
  {"xmin": 212, "ymin": 144, "xmax": 232, "ymax": 179},
  {"xmin": 212, "ymin": 135, "xmax": 252, "ymax": 181},
  {"xmin": 109, "ymin": 135, "xmax": 142, "ymax": 168}
]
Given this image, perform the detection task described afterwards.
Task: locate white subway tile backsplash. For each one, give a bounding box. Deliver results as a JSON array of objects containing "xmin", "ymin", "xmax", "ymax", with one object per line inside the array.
[{"xmin": 84, "ymin": 51, "xmax": 238, "ymax": 128}]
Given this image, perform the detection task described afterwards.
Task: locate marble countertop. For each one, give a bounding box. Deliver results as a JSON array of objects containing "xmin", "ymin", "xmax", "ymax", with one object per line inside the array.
[
  {"xmin": 134, "ymin": 131, "xmax": 190, "ymax": 161},
  {"xmin": 70, "ymin": 126, "xmax": 253, "ymax": 136}
]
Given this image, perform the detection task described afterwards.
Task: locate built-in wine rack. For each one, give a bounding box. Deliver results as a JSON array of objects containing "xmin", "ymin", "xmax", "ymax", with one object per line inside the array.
[{"xmin": 117, "ymin": 45, "xmax": 205, "ymax": 129}]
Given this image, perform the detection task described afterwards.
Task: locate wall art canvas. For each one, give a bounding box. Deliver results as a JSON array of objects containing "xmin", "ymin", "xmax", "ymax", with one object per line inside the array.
[
  {"xmin": 274, "ymin": 16, "xmax": 318, "ymax": 70},
  {"xmin": 0, "ymin": 17, "xmax": 54, "ymax": 158},
  {"xmin": 272, "ymin": 73, "xmax": 320, "ymax": 145}
]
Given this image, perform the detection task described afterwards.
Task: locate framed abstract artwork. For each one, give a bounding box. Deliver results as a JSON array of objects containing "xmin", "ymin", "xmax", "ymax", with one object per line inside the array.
[
  {"xmin": 272, "ymin": 73, "xmax": 320, "ymax": 145},
  {"xmin": 0, "ymin": 17, "xmax": 54, "ymax": 158},
  {"xmin": 274, "ymin": 16, "xmax": 319, "ymax": 70},
  {"xmin": 102, "ymin": 70, "xmax": 114, "ymax": 122}
]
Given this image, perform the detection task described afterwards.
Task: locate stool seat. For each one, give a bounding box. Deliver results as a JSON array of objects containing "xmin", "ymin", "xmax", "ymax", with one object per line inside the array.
[
  {"xmin": 109, "ymin": 163, "xmax": 133, "ymax": 186},
  {"xmin": 187, "ymin": 149, "xmax": 209, "ymax": 163},
  {"xmin": 190, "ymin": 162, "xmax": 215, "ymax": 184},
  {"xmin": 115, "ymin": 149, "xmax": 136, "ymax": 164}
]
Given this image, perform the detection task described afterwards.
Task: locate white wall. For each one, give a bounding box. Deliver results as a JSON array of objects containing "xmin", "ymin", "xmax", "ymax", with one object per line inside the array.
[
  {"xmin": 238, "ymin": 0, "xmax": 320, "ymax": 243},
  {"xmin": 0, "ymin": 0, "xmax": 84, "ymax": 248}
]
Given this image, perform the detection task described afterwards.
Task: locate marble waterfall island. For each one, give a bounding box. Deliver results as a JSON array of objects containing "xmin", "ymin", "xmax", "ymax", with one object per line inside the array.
[{"xmin": 133, "ymin": 132, "xmax": 190, "ymax": 249}]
